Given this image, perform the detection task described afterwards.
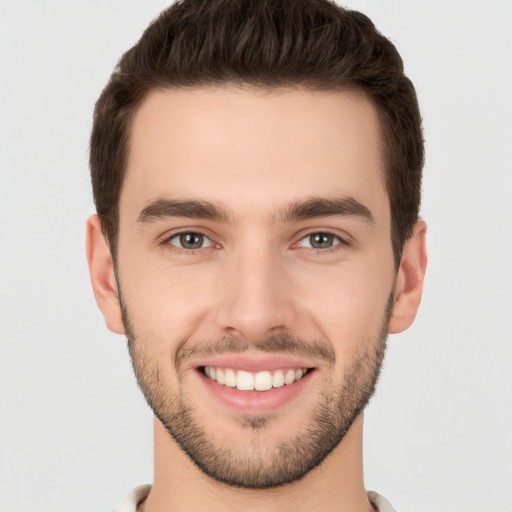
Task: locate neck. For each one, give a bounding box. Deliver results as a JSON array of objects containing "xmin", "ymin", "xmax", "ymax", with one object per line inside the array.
[{"xmin": 141, "ymin": 415, "xmax": 374, "ymax": 512}]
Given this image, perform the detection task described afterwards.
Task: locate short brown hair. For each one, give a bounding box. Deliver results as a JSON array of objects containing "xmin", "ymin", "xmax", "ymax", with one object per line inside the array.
[{"xmin": 90, "ymin": 0, "xmax": 423, "ymax": 264}]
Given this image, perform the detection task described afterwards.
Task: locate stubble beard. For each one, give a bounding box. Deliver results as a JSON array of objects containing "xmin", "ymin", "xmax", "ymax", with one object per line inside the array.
[{"xmin": 122, "ymin": 295, "xmax": 392, "ymax": 489}]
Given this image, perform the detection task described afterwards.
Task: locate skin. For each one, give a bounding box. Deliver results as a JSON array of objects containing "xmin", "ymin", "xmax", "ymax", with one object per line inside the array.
[{"xmin": 87, "ymin": 87, "xmax": 427, "ymax": 512}]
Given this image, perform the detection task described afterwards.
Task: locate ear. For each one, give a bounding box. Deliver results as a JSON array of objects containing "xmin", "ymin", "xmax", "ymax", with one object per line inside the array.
[
  {"xmin": 85, "ymin": 214, "xmax": 125, "ymax": 335},
  {"xmin": 388, "ymin": 220, "xmax": 428, "ymax": 334}
]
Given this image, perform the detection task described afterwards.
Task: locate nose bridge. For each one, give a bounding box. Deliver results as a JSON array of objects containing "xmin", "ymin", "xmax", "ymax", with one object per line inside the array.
[{"xmin": 215, "ymin": 232, "xmax": 294, "ymax": 340}]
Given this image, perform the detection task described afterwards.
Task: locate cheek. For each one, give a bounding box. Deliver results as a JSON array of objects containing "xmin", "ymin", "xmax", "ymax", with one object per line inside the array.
[
  {"xmin": 292, "ymin": 263, "xmax": 393, "ymax": 351},
  {"xmin": 119, "ymin": 257, "xmax": 220, "ymax": 342},
  {"xmin": 120, "ymin": 265, "xmax": 219, "ymax": 392},
  {"xmin": 118, "ymin": 236, "xmax": 396, "ymax": 357}
]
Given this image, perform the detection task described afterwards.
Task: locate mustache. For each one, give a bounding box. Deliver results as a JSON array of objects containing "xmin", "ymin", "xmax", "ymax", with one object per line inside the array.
[{"xmin": 175, "ymin": 332, "xmax": 336, "ymax": 370}]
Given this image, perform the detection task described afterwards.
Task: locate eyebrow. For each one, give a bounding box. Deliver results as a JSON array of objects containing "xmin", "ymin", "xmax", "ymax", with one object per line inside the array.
[
  {"xmin": 276, "ymin": 197, "xmax": 374, "ymax": 224},
  {"xmin": 137, "ymin": 196, "xmax": 374, "ymax": 225},
  {"xmin": 137, "ymin": 199, "xmax": 232, "ymax": 223}
]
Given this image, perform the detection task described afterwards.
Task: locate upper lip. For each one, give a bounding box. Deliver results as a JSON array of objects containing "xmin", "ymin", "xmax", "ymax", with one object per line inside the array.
[{"xmin": 193, "ymin": 353, "xmax": 317, "ymax": 372}]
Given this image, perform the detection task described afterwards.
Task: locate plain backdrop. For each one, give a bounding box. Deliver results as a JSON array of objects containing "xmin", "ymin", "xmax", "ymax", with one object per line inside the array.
[{"xmin": 0, "ymin": 1, "xmax": 511, "ymax": 511}]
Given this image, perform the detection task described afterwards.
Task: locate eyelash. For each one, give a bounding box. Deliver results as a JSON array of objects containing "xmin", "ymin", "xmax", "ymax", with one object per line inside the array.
[
  {"xmin": 294, "ymin": 231, "xmax": 349, "ymax": 253},
  {"xmin": 162, "ymin": 230, "xmax": 216, "ymax": 255},
  {"xmin": 160, "ymin": 230, "xmax": 350, "ymax": 255}
]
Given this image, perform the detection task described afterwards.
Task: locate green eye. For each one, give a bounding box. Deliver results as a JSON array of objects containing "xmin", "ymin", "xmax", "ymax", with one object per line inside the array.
[
  {"xmin": 168, "ymin": 232, "xmax": 212, "ymax": 250},
  {"xmin": 297, "ymin": 232, "xmax": 342, "ymax": 249},
  {"xmin": 310, "ymin": 233, "xmax": 335, "ymax": 248}
]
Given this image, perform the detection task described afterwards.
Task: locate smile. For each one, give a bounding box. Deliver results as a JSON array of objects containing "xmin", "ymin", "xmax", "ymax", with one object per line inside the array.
[{"xmin": 203, "ymin": 366, "xmax": 309, "ymax": 391}]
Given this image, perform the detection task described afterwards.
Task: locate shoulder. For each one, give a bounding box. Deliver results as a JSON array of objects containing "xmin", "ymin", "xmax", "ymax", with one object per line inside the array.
[
  {"xmin": 110, "ymin": 486, "xmax": 397, "ymax": 512},
  {"xmin": 110, "ymin": 484, "xmax": 151, "ymax": 512},
  {"xmin": 367, "ymin": 490, "xmax": 399, "ymax": 512}
]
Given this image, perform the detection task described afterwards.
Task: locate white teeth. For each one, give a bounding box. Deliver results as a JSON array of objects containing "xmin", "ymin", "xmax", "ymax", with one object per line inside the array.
[
  {"xmin": 204, "ymin": 366, "xmax": 308, "ymax": 391},
  {"xmin": 254, "ymin": 371, "xmax": 272, "ymax": 391},
  {"xmin": 272, "ymin": 370, "xmax": 285, "ymax": 388},
  {"xmin": 224, "ymin": 368, "xmax": 236, "ymax": 387},
  {"xmin": 284, "ymin": 369, "xmax": 296, "ymax": 385},
  {"xmin": 236, "ymin": 370, "xmax": 255, "ymax": 391}
]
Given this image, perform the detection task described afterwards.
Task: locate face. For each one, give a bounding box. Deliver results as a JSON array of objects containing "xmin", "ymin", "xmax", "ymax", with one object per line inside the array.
[{"xmin": 115, "ymin": 87, "xmax": 398, "ymax": 488}]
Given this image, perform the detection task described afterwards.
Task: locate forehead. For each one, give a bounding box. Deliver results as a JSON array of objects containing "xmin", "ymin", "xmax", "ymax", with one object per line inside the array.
[{"xmin": 122, "ymin": 86, "xmax": 388, "ymax": 223}]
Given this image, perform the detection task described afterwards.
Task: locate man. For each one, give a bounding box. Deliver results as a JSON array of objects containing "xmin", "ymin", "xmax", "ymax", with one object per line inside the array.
[{"xmin": 86, "ymin": 0, "xmax": 427, "ymax": 510}]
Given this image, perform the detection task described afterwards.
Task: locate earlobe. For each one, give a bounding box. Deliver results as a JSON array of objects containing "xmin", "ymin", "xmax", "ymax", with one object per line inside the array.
[
  {"xmin": 388, "ymin": 220, "xmax": 428, "ymax": 334},
  {"xmin": 85, "ymin": 215, "xmax": 125, "ymax": 335}
]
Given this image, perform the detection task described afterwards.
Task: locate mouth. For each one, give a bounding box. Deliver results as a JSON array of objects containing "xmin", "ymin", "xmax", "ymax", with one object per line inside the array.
[
  {"xmin": 202, "ymin": 366, "xmax": 310, "ymax": 391},
  {"xmin": 194, "ymin": 357, "xmax": 317, "ymax": 413}
]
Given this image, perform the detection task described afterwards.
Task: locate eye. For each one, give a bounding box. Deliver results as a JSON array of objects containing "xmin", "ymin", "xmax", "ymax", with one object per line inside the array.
[
  {"xmin": 296, "ymin": 232, "xmax": 343, "ymax": 250},
  {"xmin": 167, "ymin": 232, "xmax": 213, "ymax": 250}
]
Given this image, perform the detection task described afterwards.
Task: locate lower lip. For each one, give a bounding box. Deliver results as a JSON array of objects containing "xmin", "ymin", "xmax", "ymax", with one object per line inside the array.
[{"xmin": 199, "ymin": 370, "xmax": 314, "ymax": 413}]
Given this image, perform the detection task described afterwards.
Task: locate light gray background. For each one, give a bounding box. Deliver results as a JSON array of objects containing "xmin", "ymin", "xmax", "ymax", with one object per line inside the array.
[{"xmin": 1, "ymin": 1, "xmax": 511, "ymax": 511}]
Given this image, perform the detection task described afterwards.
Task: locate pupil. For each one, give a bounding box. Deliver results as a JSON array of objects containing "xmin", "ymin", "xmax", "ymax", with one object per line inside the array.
[
  {"xmin": 311, "ymin": 233, "xmax": 333, "ymax": 248},
  {"xmin": 180, "ymin": 233, "xmax": 203, "ymax": 249}
]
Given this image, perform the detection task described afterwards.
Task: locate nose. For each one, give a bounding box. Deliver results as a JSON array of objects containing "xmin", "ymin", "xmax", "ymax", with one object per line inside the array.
[{"xmin": 214, "ymin": 242, "xmax": 296, "ymax": 342}]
